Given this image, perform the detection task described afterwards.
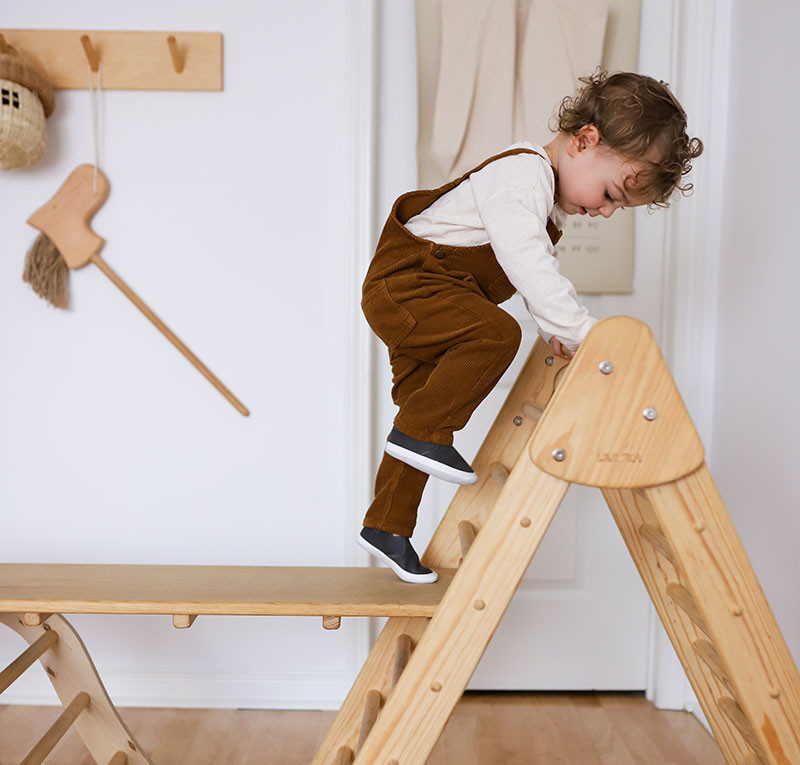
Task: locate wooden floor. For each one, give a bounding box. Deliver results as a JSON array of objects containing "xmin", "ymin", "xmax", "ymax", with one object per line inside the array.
[{"xmin": 0, "ymin": 692, "xmax": 724, "ymax": 765}]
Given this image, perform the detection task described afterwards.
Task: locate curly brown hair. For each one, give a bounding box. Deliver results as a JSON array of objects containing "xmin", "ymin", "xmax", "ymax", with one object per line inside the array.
[{"xmin": 554, "ymin": 70, "xmax": 703, "ymax": 207}]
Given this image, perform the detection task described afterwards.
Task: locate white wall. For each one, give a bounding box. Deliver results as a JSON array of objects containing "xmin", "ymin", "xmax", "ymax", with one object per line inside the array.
[
  {"xmin": 710, "ymin": 0, "xmax": 800, "ymax": 662},
  {"xmin": 0, "ymin": 1, "xmax": 373, "ymax": 709}
]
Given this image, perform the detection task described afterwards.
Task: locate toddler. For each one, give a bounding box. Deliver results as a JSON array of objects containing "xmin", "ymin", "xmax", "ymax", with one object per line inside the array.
[{"xmin": 358, "ymin": 71, "xmax": 702, "ymax": 583}]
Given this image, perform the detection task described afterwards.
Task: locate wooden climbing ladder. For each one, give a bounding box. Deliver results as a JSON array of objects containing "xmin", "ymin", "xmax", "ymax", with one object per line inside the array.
[{"xmin": 1, "ymin": 316, "xmax": 798, "ymax": 764}]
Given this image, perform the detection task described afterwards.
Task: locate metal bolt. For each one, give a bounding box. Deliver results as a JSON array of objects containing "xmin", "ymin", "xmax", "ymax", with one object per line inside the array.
[
  {"xmin": 599, "ymin": 360, "xmax": 614, "ymax": 374},
  {"xmin": 545, "ymin": 356, "xmax": 554, "ymax": 366},
  {"xmin": 552, "ymin": 448, "xmax": 567, "ymax": 462},
  {"xmin": 643, "ymin": 407, "xmax": 658, "ymax": 421},
  {"xmin": 513, "ymin": 416, "xmax": 523, "ymax": 426}
]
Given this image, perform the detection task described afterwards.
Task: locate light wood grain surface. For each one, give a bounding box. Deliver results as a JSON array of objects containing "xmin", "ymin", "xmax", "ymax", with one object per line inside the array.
[
  {"xmin": 0, "ymin": 30, "xmax": 223, "ymax": 90},
  {"xmin": 0, "ymin": 565, "xmax": 454, "ymax": 617}
]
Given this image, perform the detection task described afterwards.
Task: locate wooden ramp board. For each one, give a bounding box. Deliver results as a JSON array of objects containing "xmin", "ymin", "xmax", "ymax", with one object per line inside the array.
[{"xmin": 0, "ymin": 564, "xmax": 454, "ymax": 617}]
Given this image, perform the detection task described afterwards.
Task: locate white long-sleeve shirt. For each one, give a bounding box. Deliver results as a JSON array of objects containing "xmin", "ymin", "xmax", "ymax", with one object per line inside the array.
[{"xmin": 405, "ymin": 141, "xmax": 596, "ymax": 352}]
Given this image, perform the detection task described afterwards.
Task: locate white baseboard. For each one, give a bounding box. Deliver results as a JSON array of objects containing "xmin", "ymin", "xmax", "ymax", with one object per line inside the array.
[{"xmin": 1, "ymin": 669, "xmax": 349, "ymax": 711}]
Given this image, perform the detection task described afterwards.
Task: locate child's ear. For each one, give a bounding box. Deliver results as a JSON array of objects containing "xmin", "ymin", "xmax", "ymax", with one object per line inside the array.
[{"xmin": 569, "ymin": 125, "xmax": 601, "ymax": 155}]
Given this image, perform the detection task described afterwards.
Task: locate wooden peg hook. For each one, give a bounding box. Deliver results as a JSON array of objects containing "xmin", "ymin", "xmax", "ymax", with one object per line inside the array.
[
  {"xmin": 80, "ymin": 34, "xmax": 99, "ymax": 72},
  {"xmin": 0, "ymin": 34, "xmax": 10, "ymax": 55},
  {"xmin": 167, "ymin": 36, "xmax": 184, "ymax": 74}
]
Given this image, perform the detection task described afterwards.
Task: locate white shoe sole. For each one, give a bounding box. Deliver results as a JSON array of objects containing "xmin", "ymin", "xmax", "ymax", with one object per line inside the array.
[
  {"xmin": 385, "ymin": 441, "xmax": 478, "ymax": 485},
  {"xmin": 358, "ymin": 535, "xmax": 439, "ymax": 584}
]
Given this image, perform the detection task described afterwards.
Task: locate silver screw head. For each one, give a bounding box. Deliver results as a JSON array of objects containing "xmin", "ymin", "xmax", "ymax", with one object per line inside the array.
[
  {"xmin": 643, "ymin": 407, "xmax": 658, "ymax": 421},
  {"xmin": 552, "ymin": 448, "xmax": 567, "ymax": 462},
  {"xmin": 513, "ymin": 416, "xmax": 523, "ymax": 426},
  {"xmin": 545, "ymin": 356, "xmax": 555, "ymax": 366},
  {"xmin": 599, "ymin": 361, "xmax": 614, "ymax": 375}
]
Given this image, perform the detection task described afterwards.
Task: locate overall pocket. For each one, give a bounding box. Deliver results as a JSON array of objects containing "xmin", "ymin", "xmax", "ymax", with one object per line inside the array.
[{"xmin": 361, "ymin": 279, "xmax": 416, "ymax": 349}]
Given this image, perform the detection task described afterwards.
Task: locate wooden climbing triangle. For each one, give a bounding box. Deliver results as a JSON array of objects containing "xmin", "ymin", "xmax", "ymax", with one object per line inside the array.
[
  {"xmin": 1, "ymin": 316, "xmax": 798, "ymax": 764},
  {"xmin": 313, "ymin": 316, "xmax": 800, "ymax": 765}
]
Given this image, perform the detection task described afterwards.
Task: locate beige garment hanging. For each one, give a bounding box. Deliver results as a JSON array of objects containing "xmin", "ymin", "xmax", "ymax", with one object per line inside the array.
[
  {"xmin": 429, "ymin": 0, "xmax": 608, "ymax": 180},
  {"xmin": 514, "ymin": 0, "xmax": 608, "ymax": 144}
]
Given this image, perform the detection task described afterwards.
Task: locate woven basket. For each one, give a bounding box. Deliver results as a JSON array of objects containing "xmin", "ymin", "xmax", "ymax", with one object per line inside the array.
[{"xmin": 0, "ymin": 49, "xmax": 55, "ymax": 170}]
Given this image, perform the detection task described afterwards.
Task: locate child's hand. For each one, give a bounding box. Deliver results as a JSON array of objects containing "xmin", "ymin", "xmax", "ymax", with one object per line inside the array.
[{"xmin": 549, "ymin": 336, "xmax": 574, "ymax": 361}]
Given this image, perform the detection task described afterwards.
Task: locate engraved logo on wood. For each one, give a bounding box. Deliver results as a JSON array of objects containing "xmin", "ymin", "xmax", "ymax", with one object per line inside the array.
[{"xmin": 596, "ymin": 452, "xmax": 643, "ymax": 463}]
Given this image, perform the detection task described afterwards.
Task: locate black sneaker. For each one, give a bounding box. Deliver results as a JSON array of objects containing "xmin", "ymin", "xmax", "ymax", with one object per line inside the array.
[
  {"xmin": 358, "ymin": 527, "xmax": 438, "ymax": 584},
  {"xmin": 385, "ymin": 427, "xmax": 477, "ymax": 485}
]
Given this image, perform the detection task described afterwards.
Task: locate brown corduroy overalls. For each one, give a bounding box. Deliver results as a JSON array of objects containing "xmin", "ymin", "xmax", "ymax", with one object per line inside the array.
[{"xmin": 361, "ymin": 148, "xmax": 561, "ymax": 536}]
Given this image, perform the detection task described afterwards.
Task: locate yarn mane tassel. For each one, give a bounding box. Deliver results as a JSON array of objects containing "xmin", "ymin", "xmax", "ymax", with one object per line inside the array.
[{"xmin": 22, "ymin": 232, "xmax": 70, "ymax": 309}]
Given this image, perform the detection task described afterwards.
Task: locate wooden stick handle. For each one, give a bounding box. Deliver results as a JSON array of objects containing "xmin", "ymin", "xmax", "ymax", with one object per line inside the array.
[{"xmin": 90, "ymin": 253, "xmax": 250, "ymax": 416}]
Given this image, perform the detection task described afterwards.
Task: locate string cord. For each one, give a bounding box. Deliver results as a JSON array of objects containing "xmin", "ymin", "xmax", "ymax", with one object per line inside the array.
[{"xmin": 87, "ymin": 63, "xmax": 102, "ymax": 194}]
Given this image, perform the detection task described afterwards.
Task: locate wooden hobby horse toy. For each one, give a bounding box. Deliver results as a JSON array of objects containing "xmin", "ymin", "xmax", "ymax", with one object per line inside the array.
[{"xmin": 23, "ymin": 164, "xmax": 249, "ymax": 415}]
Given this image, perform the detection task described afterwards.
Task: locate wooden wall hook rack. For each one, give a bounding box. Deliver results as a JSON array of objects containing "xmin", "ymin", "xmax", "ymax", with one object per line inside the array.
[{"xmin": 0, "ymin": 29, "xmax": 222, "ymax": 91}]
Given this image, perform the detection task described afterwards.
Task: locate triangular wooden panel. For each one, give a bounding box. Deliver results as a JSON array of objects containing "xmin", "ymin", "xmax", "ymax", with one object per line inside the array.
[{"xmin": 530, "ymin": 316, "xmax": 704, "ymax": 487}]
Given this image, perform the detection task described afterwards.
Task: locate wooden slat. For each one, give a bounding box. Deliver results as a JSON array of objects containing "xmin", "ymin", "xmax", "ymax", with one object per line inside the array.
[
  {"xmin": 666, "ymin": 582, "xmax": 712, "ymax": 638},
  {"xmin": 0, "ymin": 629, "xmax": 58, "ymax": 694},
  {"xmin": 392, "ymin": 634, "xmax": 413, "ymax": 688},
  {"xmin": 520, "ymin": 401, "xmax": 543, "ymax": 422},
  {"xmin": 718, "ymin": 696, "xmax": 767, "ymax": 761},
  {"xmin": 355, "ymin": 690, "xmax": 382, "ymax": 754},
  {"xmin": 0, "ymin": 565, "xmax": 454, "ymax": 618},
  {"xmin": 457, "ymin": 521, "xmax": 476, "ymax": 559},
  {"xmin": 693, "ymin": 639, "xmax": 736, "ymax": 696},
  {"xmin": 489, "ymin": 462, "xmax": 509, "ymax": 489},
  {"xmin": 638, "ymin": 522, "xmax": 679, "ymax": 568},
  {"xmin": 21, "ymin": 691, "xmax": 90, "ymax": 765},
  {"xmin": 333, "ymin": 745, "xmax": 353, "ymax": 765}
]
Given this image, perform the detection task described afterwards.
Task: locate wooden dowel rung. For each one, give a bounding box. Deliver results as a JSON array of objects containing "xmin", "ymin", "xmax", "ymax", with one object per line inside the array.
[
  {"xmin": 692, "ymin": 638, "xmax": 736, "ymax": 695},
  {"xmin": 392, "ymin": 633, "xmax": 413, "ymax": 688},
  {"xmin": 108, "ymin": 752, "xmax": 128, "ymax": 765},
  {"xmin": 21, "ymin": 691, "xmax": 90, "ymax": 765},
  {"xmin": 0, "ymin": 629, "xmax": 58, "ymax": 695},
  {"xmin": 355, "ymin": 689, "xmax": 382, "ymax": 754},
  {"xmin": 717, "ymin": 696, "xmax": 767, "ymax": 760},
  {"xmin": 521, "ymin": 400, "xmax": 543, "ymax": 422},
  {"xmin": 172, "ymin": 614, "xmax": 197, "ymax": 629},
  {"xmin": 333, "ymin": 745, "xmax": 354, "ymax": 765},
  {"xmin": 489, "ymin": 461, "xmax": 509, "ymax": 489},
  {"xmin": 457, "ymin": 520, "xmax": 476, "ymax": 559},
  {"xmin": 666, "ymin": 582, "xmax": 712, "ymax": 638},
  {"xmin": 322, "ymin": 616, "xmax": 342, "ymax": 630},
  {"xmin": 638, "ymin": 523, "xmax": 679, "ymax": 568}
]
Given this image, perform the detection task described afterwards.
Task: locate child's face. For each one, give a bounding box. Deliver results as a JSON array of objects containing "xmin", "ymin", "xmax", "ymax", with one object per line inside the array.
[{"xmin": 556, "ymin": 126, "xmax": 651, "ymax": 217}]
